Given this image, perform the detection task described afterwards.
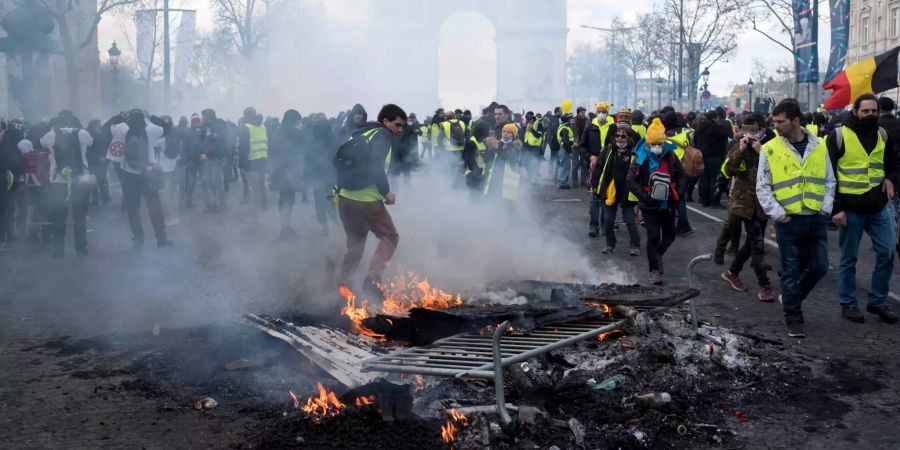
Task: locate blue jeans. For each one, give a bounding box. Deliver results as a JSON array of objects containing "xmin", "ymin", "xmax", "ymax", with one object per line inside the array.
[
  {"xmin": 676, "ymin": 198, "xmax": 691, "ymax": 232},
  {"xmin": 838, "ymin": 206, "xmax": 895, "ymax": 307},
  {"xmin": 557, "ymin": 149, "xmax": 571, "ymax": 186},
  {"xmin": 774, "ymin": 215, "xmax": 829, "ymax": 323}
]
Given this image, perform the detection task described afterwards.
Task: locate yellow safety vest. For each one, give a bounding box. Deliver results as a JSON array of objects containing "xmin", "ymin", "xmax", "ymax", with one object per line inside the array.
[
  {"xmin": 441, "ymin": 119, "xmax": 467, "ymax": 151},
  {"xmin": 483, "ymin": 153, "xmax": 520, "ymax": 201},
  {"xmin": 525, "ymin": 122, "xmax": 542, "ymax": 147},
  {"xmin": 430, "ymin": 123, "xmax": 441, "ymax": 147},
  {"xmin": 836, "ymin": 127, "xmax": 886, "ymax": 194},
  {"xmin": 632, "ymin": 124, "xmax": 647, "ymax": 139},
  {"xmin": 720, "ymin": 157, "xmax": 747, "ymax": 178},
  {"xmin": 245, "ymin": 124, "xmax": 268, "ymax": 161},
  {"xmin": 764, "ymin": 138, "xmax": 827, "ymax": 214},
  {"xmin": 464, "ymin": 137, "xmax": 488, "ymax": 176},
  {"xmin": 667, "ymin": 131, "xmax": 690, "ymax": 160},
  {"xmin": 591, "ymin": 116, "xmax": 615, "ymax": 148},
  {"xmin": 556, "ymin": 124, "xmax": 574, "ymax": 147},
  {"xmin": 337, "ymin": 127, "xmax": 392, "ymax": 202},
  {"xmin": 805, "ymin": 124, "xmax": 819, "ymax": 137}
]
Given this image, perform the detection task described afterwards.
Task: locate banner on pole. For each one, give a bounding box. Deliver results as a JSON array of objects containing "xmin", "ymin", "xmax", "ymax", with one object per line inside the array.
[
  {"xmin": 824, "ymin": 0, "xmax": 850, "ymax": 82},
  {"xmin": 793, "ymin": 0, "xmax": 819, "ymax": 83}
]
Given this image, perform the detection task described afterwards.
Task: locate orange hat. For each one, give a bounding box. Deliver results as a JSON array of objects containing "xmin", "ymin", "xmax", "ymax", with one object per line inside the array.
[
  {"xmin": 645, "ymin": 118, "xmax": 666, "ymax": 144},
  {"xmin": 502, "ymin": 123, "xmax": 519, "ymax": 136}
]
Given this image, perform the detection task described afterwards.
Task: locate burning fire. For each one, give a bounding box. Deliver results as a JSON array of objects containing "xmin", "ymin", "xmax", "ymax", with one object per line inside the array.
[
  {"xmin": 355, "ymin": 395, "xmax": 376, "ymax": 406},
  {"xmin": 441, "ymin": 421, "xmax": 458, "ymax": 443},
  {"xmin": 598, "ymin": 329, "xmax": 625, "ymax": 341},
  {"xmin": 441, "ymin": 409, "xmax": 469, "ymax": 444},
  {"xmin": 288, "ymin": 390, "xmax": 300, "ymax": 410},
  {"xmin": 414, "ymin": 375, "xmax": 426, "ymax": 392},
  {"xmin": 300, "ymin": 382, "xmax": 346, "ymax": 419},
  {"xmin": 586, "ymin": 301, "xmax": 613, "ymax": 315},
  {"xmin": 380, "ymin": 272, "xmax": 464, "ymax": 315},
  {"xmin": 339, "ymin": 273, "xmax": 464, "ymax": 339}
]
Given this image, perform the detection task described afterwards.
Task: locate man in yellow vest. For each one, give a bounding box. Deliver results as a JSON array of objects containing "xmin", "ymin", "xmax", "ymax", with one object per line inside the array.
[
  {"xmin": 827, "ymin": 93, "xmax": 899, "ymax": 325},
  {"xmin": 756, "ymin": 99, "xmax": 836, "ymax": 338},
  {"xmin": 337, "ymin": 104, "xmax": 406, "ymax": 301},
  {"xmin": 580, "ymin": 102, "xmax": 615, "ymax": 162},
  {"xmin": 522, "ymin": 111, "xmax": 544, "ymax": 183},
  {"xmin": 239, "ymin": 107, "xmax": 269, "ymax": 209},
  {"xmin": 556, "ymin": 113, "xmax": 575, "ymax": 189}
]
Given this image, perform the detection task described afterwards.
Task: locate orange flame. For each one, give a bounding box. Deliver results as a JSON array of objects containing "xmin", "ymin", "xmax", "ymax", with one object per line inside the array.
[
  {"xmin": 301, "ymin": 382, "xmax": 346, "ymax": 420},
  {"xmin": 414, "ymin": 375, "xmax": 425, "ymax": 392},
  {"xmin": 339, "ymin": 285, "xmax": 384, "ymax": 339},
  {"xmin": 598, "ymin": 329, "xmax": 625, "ymax": 341},
  {"xmin": 448, "ymin": 408, "xmax": 469, "ymax": 427},
  {"xmin": 586, "ymin": 301, "xmax": 613, "ymax": 315},
  {"xmin": 441, "ymin": 420, "xmax": 458, "ymax": 443},
  {"xmin": 355, "ymin": 395, "xmax": 376, "ymax": 406},
  {"xmin": 380, "ymin": 272, "xmax": 464, "ymax": 315},
  {"xmin": 288, "ymin": 390, "xmax": 300, "ymax": 410}
]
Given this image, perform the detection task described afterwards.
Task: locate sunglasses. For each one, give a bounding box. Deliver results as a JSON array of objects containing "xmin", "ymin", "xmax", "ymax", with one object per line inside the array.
[{"xmin": 615, "ymin": 134, "xmax": 628, "ymax": 139}]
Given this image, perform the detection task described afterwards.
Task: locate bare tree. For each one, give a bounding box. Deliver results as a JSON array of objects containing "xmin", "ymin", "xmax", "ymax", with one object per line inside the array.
[
  {"xmin": 114, "ymin": 0, "xmax": 170, "ymax": 85},
  {"xmin": 37, "ymin": 0, "xmax": 140, "ymax": 113},
  {"xmin": 745, "ymin": 0, "xmax": 829, "ymax": 98},
  {"xmin": 610, "ymin": 16, "xmax": 655, "ymax": 108},
  {"xmin": 663, "ymin": 0, "xmax": 741, "ymax": 110}
]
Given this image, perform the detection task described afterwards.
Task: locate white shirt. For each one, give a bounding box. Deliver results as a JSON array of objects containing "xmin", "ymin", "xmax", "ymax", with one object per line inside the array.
[
  {"xmin": 111, "ymin": 120, "xmax": 164, "ymax": 174},
  {"xmin": 40, "ymin": 128, "xmax": 93, "ymax": 184}
]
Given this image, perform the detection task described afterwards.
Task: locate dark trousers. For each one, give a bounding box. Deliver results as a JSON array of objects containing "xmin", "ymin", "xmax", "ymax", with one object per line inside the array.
[
  {"xmin": 0, "ymin": 181, "xmax": 7, "ymax": 242},
  {"xmin": 729, "ymin": 218, "xmax": 770, "ymax": 286},
  {"xmin": 698, "ymin": 157, "xmax": 723, "ymax": 206},
  {"xmin": 122, "ymin": 172, "xmax": 166, "ymax": 244},
  {"xmin": 715, "ymin": 213, "xmax": 743, "ymax": 255},
  {"xmin": 642, "ymin": 208, "xmax": 676, "ymax": 271},
  {"xmin": 589, "ymin": 193, "xmax": 601, "ymax": 229},
  {"xmin": 46, "ymin": 183, "xmax": 90, "ymax": 255},
  {"xmin": 604, "ymin": 202, "xmax": 640, "ymax": 249},
  {"xmin": 774, "ymin": 215, "xmax": 829, "ymax": 324},
  {"xmin": 89, "ymin": 160, "xmax": 111, "ymax": 205},
  {"xmin": 314, "ymin": 187, "xmax": 337, "ymax": 229},
  {"xmin": 184, "ymin": 162, "xmax": 200, "ymax": 204},
  {"xmin": 278, "ymin": 191, "xmax": 295, "ymax": 228},
  {"xmin": 572, "ymin": 153, "xmax": 589, "ymax": 187},
  {"xmin": 339, "ymin": 197, "xmax": 399, "ymax": 281}
]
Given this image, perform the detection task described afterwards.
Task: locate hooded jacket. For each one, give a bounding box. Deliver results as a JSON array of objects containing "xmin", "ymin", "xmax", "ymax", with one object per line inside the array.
[
  {"xmin": 270, "ymin": 109, "xmax": 305, "ymax": 192},
  {"xmin": 339, "ymin": 104, "xmax": 368, "ymax": 143},
  {"xmin": 694, "ymin": 116, "xmax": 733, "ymax": 159}
]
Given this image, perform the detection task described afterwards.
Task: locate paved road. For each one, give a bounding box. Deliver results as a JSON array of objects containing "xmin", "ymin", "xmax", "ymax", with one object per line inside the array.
[{"xmin": 0, "ymin": 169, "xmax": 897, "ymax": 448}]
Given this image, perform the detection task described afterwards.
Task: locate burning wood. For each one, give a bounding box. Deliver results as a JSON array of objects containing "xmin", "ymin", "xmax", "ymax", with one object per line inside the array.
[
  {"xmin": 354, "ymin": 395, "xmax": 376, "ymax": 407},
  {"xmin": 380, "ymin": 272, "xmax": 464, "ymax": 314},
  {"xmin": 339, "ymin": 285, "xmax": 384, "ymax": 340},
  {"xmin": 598, "ymin": 329, "xmax": 625, "ymax": 341},
  {"xmin": 288, "ymin": 390, "xmax": 300, "ymax": 410},
  {"xmin": 441, "ymin": 408, "xmax": 470, "ymax": 445},
  {"xmin": 301, "ymin": 382, "xmax": 346, "ymax": 420},
  {"xmin": 440, "ymin": 420, "xmax": 458, "ymax": 444}
]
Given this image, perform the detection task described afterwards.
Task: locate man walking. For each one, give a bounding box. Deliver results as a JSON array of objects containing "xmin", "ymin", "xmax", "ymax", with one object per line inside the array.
[
  {"xmin": 828, "ymin": 93, "xmax": 899, "ymax": 324},
  {"xmin": 337, "ymin": 104, "xmax": 406, "ymax": 300},
  {"xmin": 757, "ymin": 99, "xmax": 836, "ymax": 338}
]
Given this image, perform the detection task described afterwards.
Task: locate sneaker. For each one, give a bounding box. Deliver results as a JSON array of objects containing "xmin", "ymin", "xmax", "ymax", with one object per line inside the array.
[
  {"xmin": 588, "ymin": 227, "xmax": 599, "ymax": 238},
  {"xmin": 602, "ymin": 247, "xmax": 615, "ymax": 254},
  {"xmin": 786, "ymin": 322, "xmax": 806, "ymax": 338},
  {"xmin": 726, "ymin": 244, "xmax": 739, "ymax": 256},
  {"xmin": 649, "ymin": 270, "xmax": 663, "ymax": 285},
  {"xmin": 866, "ymin": 304, "xmax": 899, "ymax": 324},
  {"xmin": 629, "ymin": 248, "xmax": 640, "ymax": 256},
  {"xmin": 721, "ymin": 271, "xmax": 747, "ymax": 291},
  {"xmin": 757, "ymin": 285, "xmax": 775, "ymax": 302},
  {"xmin": 841, "ymin": 306, "xmax": 865, "ymax": 323},
  {"xmin": 714, "ymin": 251, "xmax": 725, "ymax": 265}
]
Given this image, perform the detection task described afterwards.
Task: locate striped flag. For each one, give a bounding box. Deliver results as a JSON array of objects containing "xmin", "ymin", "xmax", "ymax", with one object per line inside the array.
[{"xmin": 823, "ymin": 47, "xmax": 900, "ymax": 110}]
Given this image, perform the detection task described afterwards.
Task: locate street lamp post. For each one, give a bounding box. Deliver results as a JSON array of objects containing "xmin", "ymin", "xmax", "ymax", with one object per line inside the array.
[
  {"xmin": 108, "ymin": 42, "xmax": 121, "ymax": 110},
  {"xmin": 748, "ymin": 78, "xmax": 754, "ymax": 112},
  {"xmin": 656, "ymin": 77, "xmax": 665, "ymax": 111}
]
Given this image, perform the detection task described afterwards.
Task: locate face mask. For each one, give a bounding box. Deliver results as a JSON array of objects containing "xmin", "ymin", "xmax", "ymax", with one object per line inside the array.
[
  {"xmin": 598, "ymin": 113, "xmax": 608, "ymax": 121},
  {"xmin": 650, "ymin": 145, "xmax": 663, "ymax": 156},
  {"xmin": 501, "ymin": 137, "xmax": 512, "ymax": 144},
  {"xmin": 616, "ymin": 140, "xmax": 628, "ymax": 149},
  {"xmin": 861, "ymin": 116, "xmax": 879, "ymax": 130}
]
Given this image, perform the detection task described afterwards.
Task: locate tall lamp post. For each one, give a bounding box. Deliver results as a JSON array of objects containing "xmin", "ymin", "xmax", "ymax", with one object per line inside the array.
[
  {"xmin": 747, "ymin": 78, "xmax": 754, "ymax": 112},
  {"xmin": 108, "ymin": 42, "xmax": 121, "ymax": 110},
  {"xmin": 655, "ymin": 77, "xmax": 665, "ymax": 111},
  {"xmin": 700, "ymin": 67, "xmax": 710, "ymax": 110}
]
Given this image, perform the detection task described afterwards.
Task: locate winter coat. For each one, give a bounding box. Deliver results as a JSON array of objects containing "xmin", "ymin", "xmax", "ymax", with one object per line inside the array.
[
  {"xmin": 827, "ymin": 113, "xmax": 900, "ymax": 215},
  {"xmin": 595, "ymin": 145, "xmax": 637, "ymax": 206},
  {"xmin": 626, "ymin": 141, "xmax": 687, "ymax": 211},
  {"xmin": 723, "ymin": 140, "xmax": 767, "ymax": 221},
  {"xmin": 579, "ymin": 116, "xmax": 615, "ymax": 159},
  {"xmin": 693, "ymin": 118, "xmax": 733, "ymax": 159},
  {"xmin": 270, "ymin": 111, "xmax": 305, "ymax": 192}
]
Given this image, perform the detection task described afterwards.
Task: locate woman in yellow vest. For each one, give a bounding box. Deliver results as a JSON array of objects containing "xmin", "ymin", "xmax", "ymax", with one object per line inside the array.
[{"xmin": 483, "ymin": 123, "xmax": 522, "ymax": 203}]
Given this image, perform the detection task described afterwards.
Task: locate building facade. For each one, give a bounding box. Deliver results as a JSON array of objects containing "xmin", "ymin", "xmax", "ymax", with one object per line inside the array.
[{"xmin": 847, "ymin": 0, "xmax": 900, "ymax": 102}]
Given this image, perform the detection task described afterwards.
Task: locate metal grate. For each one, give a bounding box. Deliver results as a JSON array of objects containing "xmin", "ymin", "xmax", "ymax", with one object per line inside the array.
[{"xmin": 362, "ymin": 313, "xmax": 625, "ymax": 379}]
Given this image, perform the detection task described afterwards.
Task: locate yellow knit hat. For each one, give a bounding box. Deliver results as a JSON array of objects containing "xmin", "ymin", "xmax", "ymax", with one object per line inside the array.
[
  {"xmin": 645, "ymin": 118, "xmax": 666, "ymax": 144},
  {"xmin": 502, "ymin": 123, "xmax": 519, "ymax": 136}
]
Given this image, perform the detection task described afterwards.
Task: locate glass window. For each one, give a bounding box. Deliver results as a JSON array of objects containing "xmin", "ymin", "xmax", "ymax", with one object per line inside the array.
[
  {"xmin": 892, "ymin": 8, "xmax": 900, "ymax": 37},
  {"xmin": 862, "ymin": 17, "xmax": 870, "ymax": 44}
]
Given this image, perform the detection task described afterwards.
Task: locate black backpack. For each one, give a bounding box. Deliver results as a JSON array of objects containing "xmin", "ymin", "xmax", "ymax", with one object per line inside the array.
[
  {"xmin": 124, "ymin": 133, "xmax": 150, "ymax": 171},
  {"xmin": 53, "ymin": 128, "xmax": 83, "ymax": 173},
  {"xmin": 334, "ymin": 127, "xmax": 381, "ymax": 190},
  {"xmin": 448, "ymin": 120, "xmax": 466, "ymax": 147}
]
